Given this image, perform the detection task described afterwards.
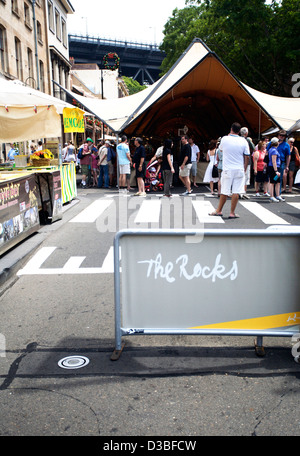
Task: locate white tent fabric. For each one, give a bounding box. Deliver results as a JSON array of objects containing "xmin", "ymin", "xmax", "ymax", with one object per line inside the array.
[
  {"xmin": 0, "ymin": 105, "xmax": 61, "ymax": 142},
  {"xmin": 52, "ymin": 39, "xmax": 300, "ymax": 136},
  {"xmin": 56, "ymin": 40, "xmax": 210, "ymax": 133},
  {"xmin": 121, "ymin": 40, "xmax": 210, "ymax": 130},
  {"xmin": 0, "ymin": 78, "xmax": 86, "ymax": 141},
  {"xmin": 59, "ymin": 80, "xmax": 160, "ymax": 133},
  {"xmin": 0, "ymin": 78, "xmax": 77, "ymax": 114},
  {"xmin": 242, "ymin": 84, "xmax": 300, "ymax": 132},
  {"xmin": 287, "ymin": 119, "xmax": 300, "ymax": 135}
]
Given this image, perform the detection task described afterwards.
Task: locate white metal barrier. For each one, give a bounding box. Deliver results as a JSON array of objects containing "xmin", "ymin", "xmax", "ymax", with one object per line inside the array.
[{"xmin": 111, "ymin": 228, "xmax": 300, "ymax": 360}]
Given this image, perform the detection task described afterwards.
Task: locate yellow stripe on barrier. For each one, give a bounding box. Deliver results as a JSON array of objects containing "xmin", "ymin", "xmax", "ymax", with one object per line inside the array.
[{"xmin": 189, "ymin": 312, "xmax": 300, "ymax": 330}]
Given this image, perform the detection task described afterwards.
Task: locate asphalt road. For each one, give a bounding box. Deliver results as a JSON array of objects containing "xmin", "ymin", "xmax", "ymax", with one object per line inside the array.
[{"xmin": 0, "ymin": 184, "xmax": 299, "ymax": 439}]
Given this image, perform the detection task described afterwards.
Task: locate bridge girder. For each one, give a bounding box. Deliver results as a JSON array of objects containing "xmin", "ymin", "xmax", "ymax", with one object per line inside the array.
[{"xmin": 68, "ymin": 35, "xmax": 166, "ymax": 85}]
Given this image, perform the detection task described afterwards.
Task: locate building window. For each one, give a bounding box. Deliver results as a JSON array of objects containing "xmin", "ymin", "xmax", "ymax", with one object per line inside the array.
[
  {"xmin": 47, "ymin": 0, "xmax": 54, "ymax": 32},
  {"xmin": 15, "ymin": 37, "xmax": 23, "ymax": 80},
  {"xmin": 24, "ymin": 2, "xmax": 32, "ymax": 29},
  {"xmin": 0, "ymin": 26, "xmax": 8, "ymax": 73},
  {"xmin": 61, "ymin": 18, "xmax": 67, "ymax": 48},
  {"xmin": 27, "ymin": 47, "xmax": 34, "ymax": 86},
  {"xmin": 55, "ymin": 9, "xmax": 61, "ymax": 41},
  {"xmin": 11, "ymin": 0, "xmax": 19, "ymax": 15},
  {"xmin": 37, "ymin": 20, "xmax": 43, "ymax": 44},
  {"xmin": 39, "ymin": 60, "xmax": 44, "ymax": 92}
]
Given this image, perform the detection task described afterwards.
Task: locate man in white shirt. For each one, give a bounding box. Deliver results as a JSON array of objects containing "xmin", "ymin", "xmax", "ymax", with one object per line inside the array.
[
  {"xmin": 117, "ymin": 135, "xmax": 132, "ymax": 190},
  {"xmin": 210, "ymin": 122, "xmax": 249, "ymax": 219},
  {"xmin": 189, "ymin": 137, "xmax": 200, "ymax": 187}
]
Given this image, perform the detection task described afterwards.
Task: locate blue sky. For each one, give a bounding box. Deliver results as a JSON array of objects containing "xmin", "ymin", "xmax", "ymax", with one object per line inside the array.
[{"xmin": 68, "ymin": 0, "xmax": 187, "ymax": 44}]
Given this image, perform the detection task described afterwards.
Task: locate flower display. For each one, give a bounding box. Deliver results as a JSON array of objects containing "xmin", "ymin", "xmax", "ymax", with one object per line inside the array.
[{"xmin": 31, "ymin": 149, "xmax": 54, "ymax": 160}]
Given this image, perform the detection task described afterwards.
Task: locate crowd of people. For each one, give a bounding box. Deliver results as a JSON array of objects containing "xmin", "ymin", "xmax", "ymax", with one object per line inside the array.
[
  {"xmin": 67, "ymin": 126, "xmax": 299, "ymax": 207},
  {"xmin": 208, "ymin": 124, "xmax": 299, "ymax": 218},
  {"xmin": 205, "ymin": 127, "xmax": 299, "ymax": 204}
]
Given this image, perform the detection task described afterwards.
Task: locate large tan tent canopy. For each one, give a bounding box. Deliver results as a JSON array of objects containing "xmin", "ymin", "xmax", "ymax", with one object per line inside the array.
[{"xmin": 58, "ymin": 39, "xmax": 300, "ymax": 142}]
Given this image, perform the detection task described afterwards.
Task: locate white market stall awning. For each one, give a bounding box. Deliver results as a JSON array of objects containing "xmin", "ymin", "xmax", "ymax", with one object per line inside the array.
[
  {"xmin": 0, "ymin": 78, "xmax": 85, "ymax": 142},
  {"xmin": 0, "ymin": 105, "xmax": 61, "ymax": 143}
]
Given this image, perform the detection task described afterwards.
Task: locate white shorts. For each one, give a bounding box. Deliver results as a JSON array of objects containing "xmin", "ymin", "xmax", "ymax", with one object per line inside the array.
[
  {"xmin": 179, "ymin": 163, "xmax": 192, "ymax": 177},
  {"xmin": 221, "ymin": 168, "xmax": 245, "ymax": 195},
  {"xmin": 244, "ymin": 164, "xmax": 250, "ymax": 186},
  {"xmin": 119, "ymin": 163, "xmax": 130, "ymax": 175}
]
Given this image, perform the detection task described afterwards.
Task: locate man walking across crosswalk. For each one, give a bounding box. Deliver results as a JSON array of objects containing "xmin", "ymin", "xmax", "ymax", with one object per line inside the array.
[{"xmin": 209, "ymin": 122, "xmax": 250, "ymax": 219}]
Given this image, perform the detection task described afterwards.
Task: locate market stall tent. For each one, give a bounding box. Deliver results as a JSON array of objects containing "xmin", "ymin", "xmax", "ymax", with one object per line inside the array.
[
  {"xmin": 58, "ymin": 38, "xmax": 300, "ymax": 142},
  {"xmin": 0, "ymin": 78, "xmax": 84, "ymax": 142},
  {"xmin": 0, "ymin": 105, "xmax": 61, "ymax": 143}
]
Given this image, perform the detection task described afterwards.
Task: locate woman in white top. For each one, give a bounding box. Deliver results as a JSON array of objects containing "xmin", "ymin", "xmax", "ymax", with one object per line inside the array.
[
  {"xmin": 203, "ymin": 139, "xmax": 219, "ymax": 194},
  {"xmin": 64, "ymin": 141, "xmax": 76, "ymax": 162}
]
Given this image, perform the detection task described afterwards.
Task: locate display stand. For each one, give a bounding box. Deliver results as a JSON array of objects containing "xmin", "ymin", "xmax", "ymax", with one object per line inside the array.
[{"xmin": 0, "ymin": 173, "xmax": 40, "ymax": 255}]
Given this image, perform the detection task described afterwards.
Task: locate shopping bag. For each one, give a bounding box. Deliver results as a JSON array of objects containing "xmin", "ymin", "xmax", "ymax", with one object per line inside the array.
[{"xmin": 294, "ymin": 169, "xmax": 300, "ymax": 184}]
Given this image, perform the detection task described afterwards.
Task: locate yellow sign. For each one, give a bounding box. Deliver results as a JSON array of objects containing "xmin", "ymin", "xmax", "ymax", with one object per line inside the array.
[{"xmin": 63, "ymin": 108, "xmax": 85, "ymax": 133}]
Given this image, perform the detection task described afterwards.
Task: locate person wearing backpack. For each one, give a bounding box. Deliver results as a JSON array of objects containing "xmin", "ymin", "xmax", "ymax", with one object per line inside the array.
[{"xmin": 78, "ymin": 138, "xmax": 95, "ymax": 188}]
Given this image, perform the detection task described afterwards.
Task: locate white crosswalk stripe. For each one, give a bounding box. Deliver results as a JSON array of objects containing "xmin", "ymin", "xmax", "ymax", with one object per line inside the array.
[
  {"xmin": 239, "ymin": 201, "xmax": 290, "ymax": 225},
  {"xmin": 70, "ymin": 199, "xmax": 113, "ymax": 223},
  {"xmin": 287, "ymin": 202, "xmax": 300, "ymax": 210},
  {"xmin": 134, "ymin": 200, "xmax": 161, "ymax": 224},
  {"xmin": 68, "ymin": 196, "xmax": 300, "ymax": 226},
  {"xmin": 192, "ymin": 200, "xmax": 225, "ymax": 224}
]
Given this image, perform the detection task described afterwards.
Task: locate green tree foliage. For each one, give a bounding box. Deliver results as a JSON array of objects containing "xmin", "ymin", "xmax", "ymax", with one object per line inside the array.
[
  {"xmin": 123, "ymin": 76, "xmax": 147, "ymax": 95},
  {"xmin": 160, "ymin": 0, "xmax": 300, "ymax": 96}
]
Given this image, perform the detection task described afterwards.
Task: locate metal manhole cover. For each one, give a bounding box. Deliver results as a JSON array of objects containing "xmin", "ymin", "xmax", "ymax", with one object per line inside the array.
[{"xmin": 58, "ymin": 356, "xmax": 90, "ymax": 369}]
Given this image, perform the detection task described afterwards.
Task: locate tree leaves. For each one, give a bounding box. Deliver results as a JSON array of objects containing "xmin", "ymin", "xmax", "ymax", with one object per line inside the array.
[{"xmin": 160, "ymin": 0, "xmax": 300, "ymax": 96}]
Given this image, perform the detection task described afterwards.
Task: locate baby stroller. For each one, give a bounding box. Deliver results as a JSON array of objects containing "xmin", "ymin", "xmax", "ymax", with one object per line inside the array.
[{"xmin": 145, "ymin": 160, "xmax": 164, "ymax": 193}]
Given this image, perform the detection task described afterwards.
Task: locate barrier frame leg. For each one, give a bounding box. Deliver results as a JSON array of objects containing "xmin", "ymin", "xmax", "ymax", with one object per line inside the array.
[
  {"xmin": 254, "ymin": 336, "xmax": 265, "ymax": 357},
  {"xmin": 111, "ymin": 234, "xmax": 124, "ymax": 361},
  {"xmin": 111, "ymin": 342, "xmax": 125, "ymax": 361}
]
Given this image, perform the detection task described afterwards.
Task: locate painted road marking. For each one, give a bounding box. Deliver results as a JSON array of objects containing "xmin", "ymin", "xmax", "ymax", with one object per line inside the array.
[
  {"xmin": 70, "ymin": 199, "xmax": 113, "ymax": 223},
  {"xmin": 239, "ymin": 202, "xmax": 290, "ymax": 225},
  {"xmin": 287, "ymin": 202, "xmax": 300, "ymax": 211},
  {"xmin": 17, "ymin": 246, "xmax": 115, "ymax": 275},
  {"xmin": 192, "ymin": 200, "xmax": 225, "ymax": 224},
  {"xmin": 134, "ymin": 200, "xmax": 161, "ymax": 224}
]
